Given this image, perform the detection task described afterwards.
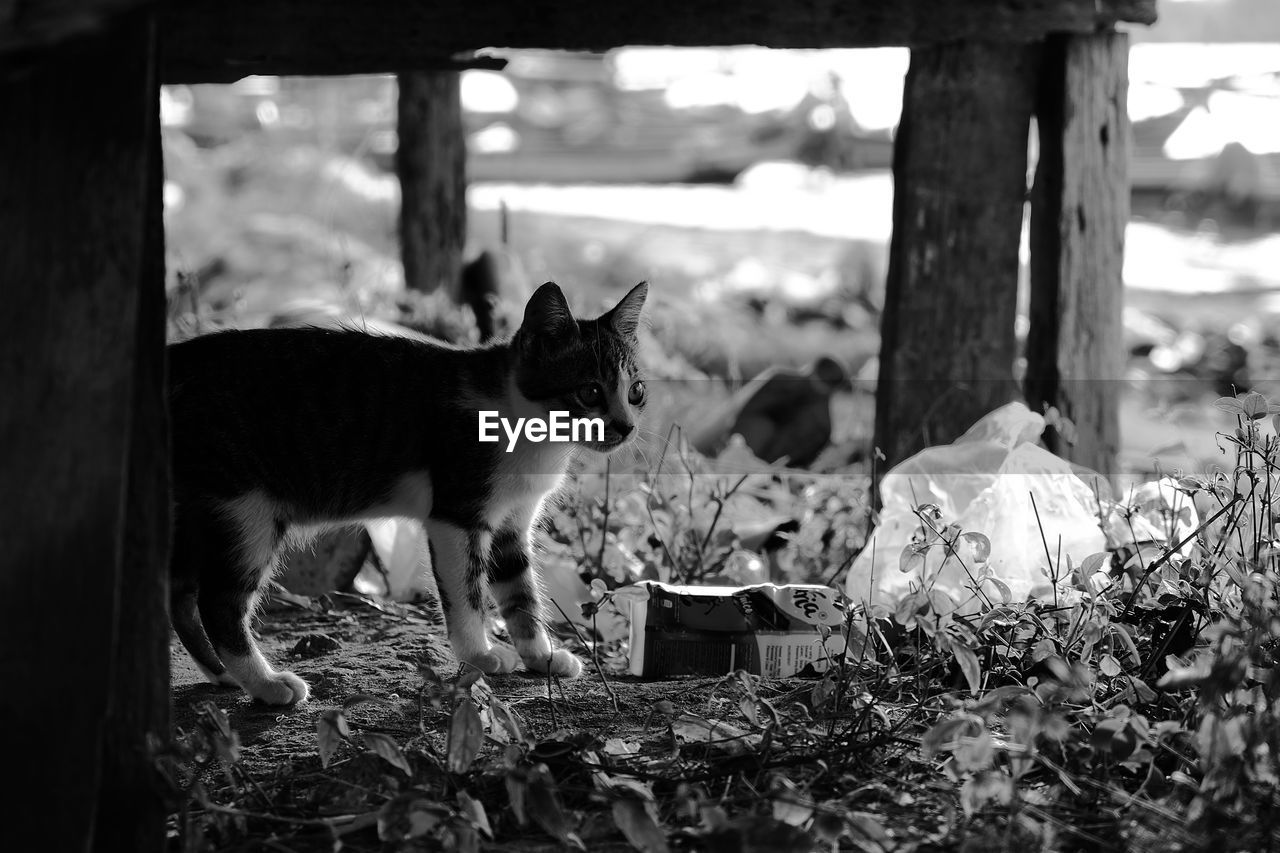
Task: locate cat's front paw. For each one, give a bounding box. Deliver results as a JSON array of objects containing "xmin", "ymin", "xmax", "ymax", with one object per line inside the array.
[
  {"xmin": 247, "ymin": 670, "xmax": 311, "ymax": 706},
  {"xmin": 525, "ymin": 648, "xmax": 583, "ymax": 679},
  {"xmin": 463, "ymin": 644, "xmax": 522, "ymax": 675}
]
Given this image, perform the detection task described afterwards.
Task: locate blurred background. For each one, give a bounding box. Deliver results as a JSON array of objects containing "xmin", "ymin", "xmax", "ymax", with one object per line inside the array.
[{"xmin": 160, "ymin": 0, "xmax": 1280, "ymax": 480}]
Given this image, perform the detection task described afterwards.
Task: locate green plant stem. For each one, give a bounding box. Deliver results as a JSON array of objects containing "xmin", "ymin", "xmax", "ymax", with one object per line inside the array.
[
  {"xmin": 550, "ymin": 597, "xmax": 621, "ymax": 716},
  {"xmin": 910, "ymin": 507, "xmax": 993, "ymax": 611},
  {"xmin": 1029, "ymin": 491, "xmax": 1061, "ymax": 613},
  {"xmin": 695, "ymin": 473, "xmax": 750, "ymax": 575},
  {"xmin": 1122, "ymin": 495, "xmax": 1242, "ymax": 621},
  {"xmin": 596, "ymin": 456, "xmax": 611, "ymax": 574},
  {"xmin": 644, "ymin": 423, "xmax": 680, "ymax": 576}
]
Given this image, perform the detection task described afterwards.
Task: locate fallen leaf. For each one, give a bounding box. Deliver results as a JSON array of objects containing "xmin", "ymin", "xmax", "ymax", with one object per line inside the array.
[
  {"xmin": 363, "ymin": 731, "xmax": 411, "ymax": 775},
  {"xmin": 960, "ymin": 770, "xmax": 1014, "ymax": 817},
  {"xmin": 343, "ymin": 693, "xmax": 392, "ymax": 711},
  {"xmin": 376, "ymin": 795, "xmax": 447, "ymax": 842},
  {"xmin": 952, "ymin": 641, "xmax": 982, "ymax": 694},
  {"xmin": 317, "ymin": 710, "xmax": 351, "ymax": 769},
  {"xmin": 456, "ymin": 789, "xmax": 493, "ymax": 839},
  {"xmin": 448, "ymin": 699, "xmax": 484, "ymax": 774},
  {"xmin": 527, "ymin": 765, "xmax": 583, "ymax": 849},
  {"xmin": 612, "ymin": 797, "xmax": 670, "ymax": 853},
  {"xmin": 671, "ymin": 714, "xmax": 759, "ymax": 754},
  {"xmin": 488, "ymin": 695, "xmax": 527, "ymax": 745}
]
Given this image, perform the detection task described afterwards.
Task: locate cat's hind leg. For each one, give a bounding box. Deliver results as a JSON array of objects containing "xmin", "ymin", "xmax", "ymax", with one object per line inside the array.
[
  {"xmin": 489, "ymin": 523, "xmax": 582, "ymax": 679},
  {"xmin": 196, "ymin": 495, "xmax": 310, "ymax": 705},
  {"xmin": 424, "ymin": 519, "xmax": 520, "ymax": 675}
]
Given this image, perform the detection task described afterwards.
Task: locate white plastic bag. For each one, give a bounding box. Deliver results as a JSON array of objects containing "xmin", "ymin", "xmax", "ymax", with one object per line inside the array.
[{"xmin": 845, "ymin": 402, "xmax": 1108, "ymax": 616}]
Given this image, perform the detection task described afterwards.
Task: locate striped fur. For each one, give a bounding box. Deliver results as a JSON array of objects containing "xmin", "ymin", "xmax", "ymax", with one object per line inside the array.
[{"xmin": 168, "ymin": 282, "xmax": 647, "ymax": 705}]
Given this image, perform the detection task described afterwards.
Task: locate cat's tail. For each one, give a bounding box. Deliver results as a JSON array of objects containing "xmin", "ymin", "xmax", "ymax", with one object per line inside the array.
[{"xmin": 171, "ymin": 587, "xmax": 235, "ymax": 686}]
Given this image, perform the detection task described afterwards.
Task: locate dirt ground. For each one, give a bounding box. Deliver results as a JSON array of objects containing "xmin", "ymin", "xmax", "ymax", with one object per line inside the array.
[
  {"xmin": 169, "ymin": 592, "xmax": 755, "ymax": 852},
  {"xmin": 169, "ymin": 592, "xmax": 708, "ymax": 749}
]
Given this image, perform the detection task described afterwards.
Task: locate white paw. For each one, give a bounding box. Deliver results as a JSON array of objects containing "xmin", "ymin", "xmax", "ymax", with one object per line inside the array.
[
  {"xmin": 525, "ymin": 648, "xmax": 583, "ymax": 679},
  {"xmin": 247, "ymin": 670, "xmax": 310, "ymax": 706},
  {"xmin": 463, "ymin": 643, "xmax": 522, "ymax": 675}
]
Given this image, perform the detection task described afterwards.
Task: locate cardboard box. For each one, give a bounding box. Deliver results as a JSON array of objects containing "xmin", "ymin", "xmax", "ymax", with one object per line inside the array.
[{"xmin": 622, "ymin": 581, "xmax": 846, "ymax": 678}]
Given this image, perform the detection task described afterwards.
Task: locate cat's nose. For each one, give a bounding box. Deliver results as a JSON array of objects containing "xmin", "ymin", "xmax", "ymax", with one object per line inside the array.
[{"xmin": 611, "ymin": 421, "xmax": 634, "ymax": 439}]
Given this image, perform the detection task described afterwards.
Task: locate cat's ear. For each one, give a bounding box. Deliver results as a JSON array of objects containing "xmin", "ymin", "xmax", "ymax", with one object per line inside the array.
[
  {"xmin": 522, "ymin": 282, "xmax": 577, "ymax": 340},
  {"xmin": 604, "ymin": 281, "xmax": 648, "ymax": 338}
]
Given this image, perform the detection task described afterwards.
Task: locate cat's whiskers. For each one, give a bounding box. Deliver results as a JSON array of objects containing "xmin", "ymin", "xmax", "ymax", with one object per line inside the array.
[
  {"xmin": 635, "ymin": 426, "xmax": 682, "ymax": 460},
  {"xmin": 605, "ymin": 441, "xmax": 649, "ymax": 472}
]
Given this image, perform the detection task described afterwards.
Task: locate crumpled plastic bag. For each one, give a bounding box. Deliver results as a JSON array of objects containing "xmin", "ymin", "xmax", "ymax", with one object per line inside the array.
[{"xmin": 845, "ymin": 402, "xmax": 1109, "ymax": 616}]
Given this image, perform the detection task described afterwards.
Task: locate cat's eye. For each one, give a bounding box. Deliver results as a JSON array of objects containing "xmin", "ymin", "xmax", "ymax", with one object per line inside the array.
[
  {"xmin": 628, "ymin": 381, "xmax": 646, "ymax": 405},
  {"xmin": 578, "ymin": 382, "xmax": 604, "ymax": 408}
]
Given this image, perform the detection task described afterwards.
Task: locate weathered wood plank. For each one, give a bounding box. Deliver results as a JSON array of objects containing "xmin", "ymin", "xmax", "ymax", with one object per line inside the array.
[
  {"xmin": 153, "ymin": 0, "xmax": 1155, "ymax": 82},
  {"xmin": 397, "ymin": 72, "xmax": 466, "ymax": 296},
  {"xmin": 0, "ymin": 0, "xmax": 149, "ymax": 60},
  {"xmin": 872, "ymin": 42, "xmax": 1039, "ymax": 474},
  {"xmin": 95, "ymin": 36, "xmax": 169, "ymax": 852},
  {"xmin": 0, "ymin": 12, "xmax": 164, "ymax": 851},
  {"xmin": 1025, "ymin": 32, "xmax": 1128, "ymax": 480}
]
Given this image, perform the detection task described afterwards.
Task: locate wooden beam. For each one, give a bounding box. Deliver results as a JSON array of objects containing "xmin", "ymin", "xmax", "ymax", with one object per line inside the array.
[
  {"xmin": 96, "ymin": 37, "xmax": 170, "ymax": 853},
  {"xmin": 872, "ymin": 42, "xmax": 1038, "ymax": 473},
  {"xmin": 1025, "ymin": 32, "xmax": 1128, "ymax": 480},
  {"xmin": 0, "ymin": 13, "xmax": 166, "ymax": 851},
  {"xmin": 153, "ymin": 0, "xmax": 1155, "ymax": 82},
  {"xmin": 164, "ymin": 51, "xmax": 506, "ymax": 86},
  {"xmin": 397, "ymin": 71, "xmax": 467, "ymax": 297},
  {"xmin": 0, "ymin": 0, "xmax": 150, "ymax": 61}
]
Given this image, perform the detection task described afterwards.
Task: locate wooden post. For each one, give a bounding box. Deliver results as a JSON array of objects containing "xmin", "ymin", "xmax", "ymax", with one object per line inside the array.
[
  {"xmin": 396, "ymin": 71, "xmax": 466, "ymax": 295},
  {"xmin": 873, "ymin": 42, "xmax": 1039, "ymax": 473},
  {"xmin": 0, "ymin": 14, "xmax": 168, "ymax": 852},
  {"xmin": 96, "ymin": 49, "xmax": 171, "ymax": 853},
  {"xmin": 1025, "ymin": 32, "xmax": 1128, "ymax": 479}
]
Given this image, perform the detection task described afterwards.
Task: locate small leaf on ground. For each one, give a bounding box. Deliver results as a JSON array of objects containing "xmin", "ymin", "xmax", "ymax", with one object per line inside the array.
[
  {"xmin": 363, "ymin": 731, "xmax": 412, "ymax": 775},
  {"xmin": 613, "ymin": 797, "xmax": 670, "ymax": 853},
  {"xmin": 952, "ymin": 641, "xmax": 982, "ymax": 694},
  {"xmin": 960, "ymin": 770, "xmax": 1014, "ymax": 817},
  {"xmin": 527, "ymin": 765, "xmax": 583, "ymax": 849},
  {"xmin": 343, "ymin": 692, "xmax": 392, "ymax": 711},
  {"xmin": 317, "ymin": 710, "xmax": 350, "ymax": 769},
  {"xmin": 671, "ymin": 714, "xmax": 758, "ymax": 754},
  {"xmin": 376, "ymin": 795, "xmax": 447, "ymax": 843},
  {"xmin": 456, "ymin": 790, "xmax": 493, "ymax": 839},
  {"xmin": 448, "ymin": 699, "xmax": 484, "ymax": 774}
]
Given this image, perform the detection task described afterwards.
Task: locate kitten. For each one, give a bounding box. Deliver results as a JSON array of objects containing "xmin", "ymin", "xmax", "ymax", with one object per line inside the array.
[{"xmin": 168, "ymin": 281, "xmax": 648, "ymax": 705}]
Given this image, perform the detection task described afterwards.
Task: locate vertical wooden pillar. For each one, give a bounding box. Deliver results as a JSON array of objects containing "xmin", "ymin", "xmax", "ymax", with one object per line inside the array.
[
  {"xmin": 873, "ymin": 42, "xmax": 1038, "ymax": 472},
  {"xmin": 1025, "ymin": 32, "xmax": 1128, "ymax": 479},
  {"xmin": 96, "ymin": 42, "xmax": 171, "ymax": 853},
  {"xmin": 396, "ymin": 71, "xmax": 466, "ymax": 296},
  {"xmin": 0, "ymin": 14, "xmax": 168, "ymax": 852}
]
